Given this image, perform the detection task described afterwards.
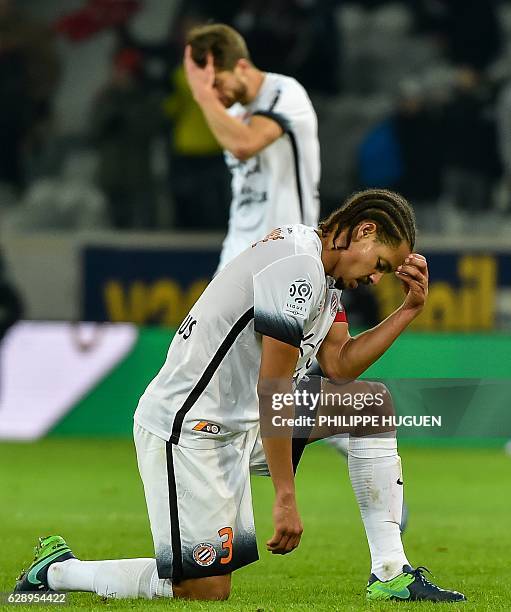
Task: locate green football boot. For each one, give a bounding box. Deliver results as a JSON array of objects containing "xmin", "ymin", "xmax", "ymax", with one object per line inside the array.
[
  {"xmin": 14, "ymin": 536, "xmax": 75, "ymax": 592},
  {"xmin": 367, "ymin": 565, "xmax": 466, "ymax": 602}
]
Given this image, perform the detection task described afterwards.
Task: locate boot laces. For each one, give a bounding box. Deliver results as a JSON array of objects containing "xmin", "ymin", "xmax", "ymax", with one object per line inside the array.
[{"xmin": 409, "ymin": 566, "xmax": 441, "ymax": 591}]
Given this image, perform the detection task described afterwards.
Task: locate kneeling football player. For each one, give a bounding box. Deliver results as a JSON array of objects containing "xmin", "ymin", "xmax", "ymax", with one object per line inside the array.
[{"xmin": 15, "ymin": 190, "xmax": 465, "ymax": 602}]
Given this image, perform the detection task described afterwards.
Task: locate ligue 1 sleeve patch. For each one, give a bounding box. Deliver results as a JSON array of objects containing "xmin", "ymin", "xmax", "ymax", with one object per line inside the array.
[{"xmin": 283, "ymin": 279, "xmax": 313, "ymax": 319}]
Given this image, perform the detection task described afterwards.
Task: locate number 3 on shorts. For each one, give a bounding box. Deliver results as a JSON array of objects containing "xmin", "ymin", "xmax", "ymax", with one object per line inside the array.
[{"xmin": 218, "ymin": 527, "xmax": 233, "ymax": 564}]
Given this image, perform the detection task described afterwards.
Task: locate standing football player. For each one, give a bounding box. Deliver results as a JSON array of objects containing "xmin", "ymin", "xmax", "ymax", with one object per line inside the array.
[
  {"xmin": 15, "ymin": 190, "xmax": 465, "ymax": 602},
  {"xmin": 183, "ymin": 23, "xmax": 320, "ymax": 272}
]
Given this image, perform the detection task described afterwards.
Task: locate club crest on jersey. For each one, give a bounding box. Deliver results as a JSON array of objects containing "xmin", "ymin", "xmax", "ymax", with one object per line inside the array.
[
  {"xmin": 192, "ymin": 543, "xmax": 217, "ymax": 567},
  {"xmin": 284, "ymin": 279, "xmax": 313, "ymax": 319},
  {"xmin": 330, "ymin": 292, "xmax": 339, "ymax": 316},
  {"xmin": 252, "ymin": 227, "xmax": 284, "ymax": 248},
  {"xmin": 192, "ymin": 421, "xmax": 221, "ymax": 434}
]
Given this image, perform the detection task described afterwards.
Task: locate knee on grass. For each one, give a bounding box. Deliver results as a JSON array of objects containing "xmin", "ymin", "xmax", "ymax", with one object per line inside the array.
[{"xmin": 174, "ymin": 575, "xmax": 231, "ymax": 600}]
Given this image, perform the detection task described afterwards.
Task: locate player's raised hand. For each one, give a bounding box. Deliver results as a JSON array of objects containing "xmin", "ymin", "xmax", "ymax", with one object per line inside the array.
[
  {"xmin": 184, "ymin": 45, "xmax": 216, "ymax": 104},
  {"xmin": 396, "ymin": 253, "xmax": 429, "ymax": 312},
  {"xmin": 267, "ymin": 495, "xmax": 303, "ymax": 555}
]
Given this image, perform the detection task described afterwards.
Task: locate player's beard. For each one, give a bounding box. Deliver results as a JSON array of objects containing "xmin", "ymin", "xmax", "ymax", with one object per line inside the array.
[
  {"xmin": 220, "ymin": 83, "xmax": 248, "ymax": 107},
  {"xmin": 233, "ymin": 81, "xmax": 249, "ymax": 106},
  {"xmin": 217, "ymin": 75, "xmax": 249, "ymax": 107}
]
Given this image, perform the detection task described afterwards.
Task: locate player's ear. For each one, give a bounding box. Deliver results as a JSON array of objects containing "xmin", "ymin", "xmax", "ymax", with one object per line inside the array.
[
  {"xmin": 354, "ymin": 222, "xmax": 377, "ymax": 241},
  {"xmin": 236, "ymin": 58, "xmax": 251, "ymax": 73}
]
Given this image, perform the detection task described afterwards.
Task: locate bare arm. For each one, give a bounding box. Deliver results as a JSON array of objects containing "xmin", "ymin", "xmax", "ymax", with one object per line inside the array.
[
  {"xmin": 317, "ymin": 254, "xmax": 429, "ymax": 380},
  {"xmin": 258, "ymin": 335, "xmax": 303, "ymax": 554},
  {"xmin": 184, "ymin": 46, "xmax": 283, "ymax": 160}
]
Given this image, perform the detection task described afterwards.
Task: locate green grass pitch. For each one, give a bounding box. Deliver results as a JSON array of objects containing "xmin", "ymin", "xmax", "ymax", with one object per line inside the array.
[{"xmin": 1, "ymin": 440, "xmax": 509, "ymax": 611}]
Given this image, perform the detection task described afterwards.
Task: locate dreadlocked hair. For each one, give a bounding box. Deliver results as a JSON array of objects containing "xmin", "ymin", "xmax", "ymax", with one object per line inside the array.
[{"xmin": 318, "ymin": 189, "xmax": 416, "ymax": 250}]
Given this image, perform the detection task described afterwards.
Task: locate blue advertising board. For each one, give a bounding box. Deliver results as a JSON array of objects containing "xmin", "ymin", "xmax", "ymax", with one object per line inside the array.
[
  {"xmin": 82, "ymin": 246, "xmax": 511, "ymax": 331},
  {"xmin": 83, "ymin": 246, "xmax": 220, "ymax": 327}
]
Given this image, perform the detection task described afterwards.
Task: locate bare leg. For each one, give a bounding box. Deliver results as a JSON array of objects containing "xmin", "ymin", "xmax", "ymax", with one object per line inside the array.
[{"xmin": 174, "ymin": 574, "xmax": 231, "ymax": 600}]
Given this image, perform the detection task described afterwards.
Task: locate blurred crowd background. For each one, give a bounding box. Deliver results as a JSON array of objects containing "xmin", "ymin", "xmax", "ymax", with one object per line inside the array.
[
  {"xmin": 3, "ymin": 0, "xmax": 511, "ymax": 232},
  {"xmin": 1, "ymin": 0, "xmax": 511, "ymax": 330},
  {"xmin": 1, "ymin": 0, "xmax": 511, "ymax": 446}
]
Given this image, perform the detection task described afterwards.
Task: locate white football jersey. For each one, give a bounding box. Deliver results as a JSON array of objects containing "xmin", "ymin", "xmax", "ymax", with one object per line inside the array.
[
  {"xmin": 216, "ymin": 73, "xmax": 320, "ymax": 271},
  {"xmin": 135, "ymin": 225, "xmax": 346, "ymax": 444}
]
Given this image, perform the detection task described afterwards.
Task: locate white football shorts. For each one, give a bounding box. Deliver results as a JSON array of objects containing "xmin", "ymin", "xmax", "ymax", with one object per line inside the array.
[{"xmin": 134, "ymin": 422, "xmax": 269, "ymax": 581}]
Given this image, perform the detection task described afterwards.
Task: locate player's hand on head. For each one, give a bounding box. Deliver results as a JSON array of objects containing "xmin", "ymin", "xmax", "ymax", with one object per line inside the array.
[
  {"xmin": 267, "ymin": 495, "xmax": 303, "ymax": 555},
  {"xmin": 396, "ymin": 253, "xmax": 429, "ymax": 312},
  {"xmin": 184, "ymin": 45, "xmax": 216, "ymax": 103}
]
